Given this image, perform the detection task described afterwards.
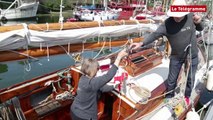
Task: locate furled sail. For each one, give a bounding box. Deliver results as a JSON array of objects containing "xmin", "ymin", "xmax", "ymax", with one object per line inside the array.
[{"xmin": 0, "ymin": 23, "xmax": 157, "ymax": 51}]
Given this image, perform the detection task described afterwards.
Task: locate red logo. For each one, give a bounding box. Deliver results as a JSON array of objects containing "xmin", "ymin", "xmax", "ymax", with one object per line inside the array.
[{"xmin": 170, "ymin": 5, "xmax": 207, "ymax": 12}]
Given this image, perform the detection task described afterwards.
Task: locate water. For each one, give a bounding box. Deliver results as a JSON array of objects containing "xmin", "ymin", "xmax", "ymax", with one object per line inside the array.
[
  {"xmin": 0, "ymin": 42, "xmax": 118, "ymax": 89},
  {"xmin": 0, "ymin": 11, "xmax": 73, "ymax": 89},
  {"xmin": 0, "ymin": 54, "xmax": 73, "ymax": 88}
]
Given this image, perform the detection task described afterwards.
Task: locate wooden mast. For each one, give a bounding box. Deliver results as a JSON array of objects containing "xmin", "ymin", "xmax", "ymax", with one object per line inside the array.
[
  {"xmin": 0, "ymin": 37, "xmax": 144, "ymax": 62},
  {"xmin": 0, "ymin": 20, "xmax": 154, "ymax": 32}
]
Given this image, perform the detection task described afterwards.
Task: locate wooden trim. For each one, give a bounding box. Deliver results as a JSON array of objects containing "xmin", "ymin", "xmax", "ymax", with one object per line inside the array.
[{"xmin": 0, "ymin": 37, "xmax": 143, "ymax": 62}]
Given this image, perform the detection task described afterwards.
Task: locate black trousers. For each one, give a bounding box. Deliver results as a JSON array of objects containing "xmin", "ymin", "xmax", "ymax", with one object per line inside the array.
[{"xmin": 165, "ymin": 56, "xmax": 198, "ymax": 98}]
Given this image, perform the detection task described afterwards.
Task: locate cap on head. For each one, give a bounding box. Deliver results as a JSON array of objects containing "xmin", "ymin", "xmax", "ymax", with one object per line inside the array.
[{"xmin": 167, "ymin": 0, "xmax": 190, "ymax": 17}]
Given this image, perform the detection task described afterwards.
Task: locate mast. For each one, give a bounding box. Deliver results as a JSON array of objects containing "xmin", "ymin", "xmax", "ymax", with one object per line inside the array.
[
  {"xmin": 165, "ymin": 0, "xmax": 170, "ymax": 12},
  {"xmin": 92, "ymin": 0, "xmax": 95, "ymax": 6},
  {"xmin": 145, "ymin": 0, "xmax": 148, "ymax": 11},
  {"xmin": 0, "ymin": 19, "xmax": 154, "ymax": 32},
  {"xmin": 104, "ymin": 0, "xmax": 107, "ymax": 11},
  {"xmin": 59, "ymin": 0, "xmax": 64, "ymax": 23}
]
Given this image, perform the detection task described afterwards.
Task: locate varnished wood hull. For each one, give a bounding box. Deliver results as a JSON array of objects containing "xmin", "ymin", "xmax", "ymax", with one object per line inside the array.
[{"xmin": 0, "ymin": 47, "xmax": 204, "ymax": 120}]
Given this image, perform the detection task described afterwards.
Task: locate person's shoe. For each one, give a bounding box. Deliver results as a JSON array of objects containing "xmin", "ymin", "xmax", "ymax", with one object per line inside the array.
[{"xmin": 185, "ymin": 96, "xmax": 190, "ymax": 106}]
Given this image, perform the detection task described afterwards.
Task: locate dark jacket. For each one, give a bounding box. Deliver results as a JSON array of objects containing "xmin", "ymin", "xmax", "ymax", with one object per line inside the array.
[
  {"xmin": 71, "ymin": 64, "xmax": 118, "ymax": 120},
  {"xmin": 142, "ymin": 13, "xmax": 204, "ymax": 59}
]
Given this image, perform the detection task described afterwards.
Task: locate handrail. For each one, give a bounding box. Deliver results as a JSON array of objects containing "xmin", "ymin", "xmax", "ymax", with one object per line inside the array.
[{"xmin": 2, "ymin": 0, "xmax": 18, "ymax": 16}]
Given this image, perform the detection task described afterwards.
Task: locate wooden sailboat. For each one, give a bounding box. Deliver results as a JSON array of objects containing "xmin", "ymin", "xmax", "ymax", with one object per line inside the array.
[
  {"xmin": 0, "ymin": 20, "xmax": 209, "ymax": 120},
  {"xmin": 0, "ymin": 44, "xmax": 207, "ymax": 120}
]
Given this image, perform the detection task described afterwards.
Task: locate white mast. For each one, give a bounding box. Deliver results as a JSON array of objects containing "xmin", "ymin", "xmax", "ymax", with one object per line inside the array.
[
  {"xmin": 92, "ymin": 0, "xmax": 95, "ymax": 5},
  {"xmin": 59, "ymin": 0, "xmax": 64, "ymax": 23},
  {"xmin": 103, "ymin": 0, "xmax": 107, "ymax": 11}
]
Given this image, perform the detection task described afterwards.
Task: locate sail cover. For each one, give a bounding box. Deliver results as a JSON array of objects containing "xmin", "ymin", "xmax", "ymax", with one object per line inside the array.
[{"xmin": 0, "ymin": 24, "xmax": 157, "ymax": 51}]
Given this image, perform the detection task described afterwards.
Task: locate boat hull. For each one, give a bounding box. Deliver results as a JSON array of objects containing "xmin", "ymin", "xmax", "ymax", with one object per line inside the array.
[
  {"xmin": 0, "ymin": 40, "xmax": 207, "ymax": 120},
  {"xmin": 1, "ymin": 2, "xmax": 39, "ymax": 20}
]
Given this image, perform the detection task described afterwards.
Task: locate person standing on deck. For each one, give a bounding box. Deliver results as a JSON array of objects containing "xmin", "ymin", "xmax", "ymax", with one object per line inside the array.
[
  {"xmin": 70, "ymin": 49, "xmax": 127, "ymax": 120},
  {"xmin": 130, "ymin": 0, "xmax": 204, "ymax": 105}
]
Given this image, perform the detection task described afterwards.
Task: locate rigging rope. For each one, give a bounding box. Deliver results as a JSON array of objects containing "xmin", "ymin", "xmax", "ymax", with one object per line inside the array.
[
  {"xmin": 117, "ymin": 93, "xmax": 122, "ymax": 120},
  {"xmin": 0, "ymin": 103, "xmax": 15, "ymax": 120},
  {"xmin": 58, "ymin": 45, "xmax": 73, "ymax": 60},
  {"xmin": 40, "ymin": 43, "xmax": 43, "ymax": 51},
  {"xmin": 188, "ymin": 44, "xmax": 194, "ymax": 109},
  {"xmin": 31, "ymin": 23, "xmax": 45, "ymax": 31},
  {"xmin": 46, "ymin": 22, "xmax": 49, "ymax": 31},
  {"xmin": 11, "ymin": 97, "xmax": 26, "ymax": 120},
  {"xmin": 68, "ymin": 42, "xmax": 70, "ymax": 54},
  {"xmin": 93, "ymin": 40, "xmax": 106, "ymax": 59},
  {"xmin": 8, "ymin": 50, "xmax": 38, "ymax": 61},
  {"xmin": 46, "ymin": 45, "xmax": 50, "ymax": 61},
  {"xmin": 206, "ymin": 21, "xmax": 212, "ymax": 69},
  {"xmin": 197, "ymin": 99, "xmax": 213, "ymax": 116},
  {"xmin": 109, "ymin": 37, "xmax": 112, "ymax": 51},
  {"xmin": 24, "ymin": 59, "xmax": 31, "ymax": 72},
  {"xmin": 135, "ymin": 104, "xmax": 169, "ymax": 120},
  {"xmin": 127, "ymin": 80, "xmax": 180, "ymax": 105}
]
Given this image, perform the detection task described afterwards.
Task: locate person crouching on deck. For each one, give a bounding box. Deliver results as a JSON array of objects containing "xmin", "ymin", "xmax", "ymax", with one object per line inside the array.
[
  {"xmin": 130, "ymin": 0, "xmax": 204, "ymax": 105},
  {"xmin": 70, "ymin": 49, "xmax": 128, "ymax": 120}
]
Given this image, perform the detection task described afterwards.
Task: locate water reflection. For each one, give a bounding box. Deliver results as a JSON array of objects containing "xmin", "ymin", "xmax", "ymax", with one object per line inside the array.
[
  {"xmin": 0, "ymin": 18, "xmax": 36, "ymax": 26},
  {"xmin": 0, "ymin": 47, "xmax": 117, "ymax": 89},
  {"xmin": 0, "ymin": 64, "xmax": 8, "ymax": 73},
  {"xmin": 0, "ymin": 11, "xmax": 73, "ymax": 26},
  {"xmin": 36, "ymin": 14, "xmax": 60, "ymax": 23},
  {"xmin": 0, "ymin": 54, "xmax": 73, "ymax": 89},
  {"xmin": 36, "ymin": 11, "xmax": 73, "ymax": 23}
]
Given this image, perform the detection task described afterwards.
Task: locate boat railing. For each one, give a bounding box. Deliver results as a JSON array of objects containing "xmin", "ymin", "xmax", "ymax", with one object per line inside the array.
[{"xmin": 1, "ymin": 0, "xmax": 19, "ymax": 16}]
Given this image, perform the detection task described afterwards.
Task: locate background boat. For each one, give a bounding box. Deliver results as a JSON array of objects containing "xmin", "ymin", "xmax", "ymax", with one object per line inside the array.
[
  {"xmin": 73, "ymin": 0, "xmax": 121, "ymax": 21},
  {"xmin": 0, "ymin": 0, "xmax": 39, "ymax": 21}
]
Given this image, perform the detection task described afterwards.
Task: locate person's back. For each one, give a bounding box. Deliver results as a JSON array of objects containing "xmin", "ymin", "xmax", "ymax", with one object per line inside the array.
[{"xmin": 70, "ymin": 50, "xmax": 127, "ymax": 120}]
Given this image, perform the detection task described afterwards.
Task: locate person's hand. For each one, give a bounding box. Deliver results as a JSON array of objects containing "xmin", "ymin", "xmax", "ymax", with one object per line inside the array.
[
  {"xmin": 193, "ymin": 13, "xmax": 202, "ymax": 24},
  {"xmin": 130, "ymin": 42, "xmax": 143, "ymax": 51},
  {"xmin": 117, "ymin": 49, "xmax": 128, "ymax": 59},
  {"xmin": 114, "ymin": 49, "xmax": 128, "ymax": 67}
]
